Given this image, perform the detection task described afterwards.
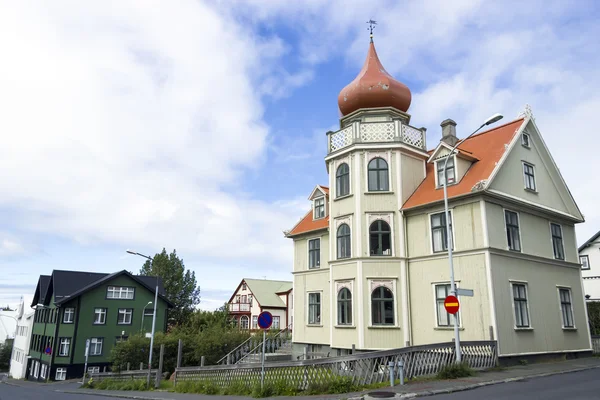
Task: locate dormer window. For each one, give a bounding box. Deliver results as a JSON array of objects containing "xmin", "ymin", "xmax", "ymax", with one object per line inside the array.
[
  {"xmin": 436, "ymin": 157, "xmax": 455, "ymax": 187},
  {"xmin": 314, "ymin": 197, "xmax": 325, "ymax": 219},
  {"xmin": 521, "ymin": 132, "xmax": 531, "ymax": 148}
]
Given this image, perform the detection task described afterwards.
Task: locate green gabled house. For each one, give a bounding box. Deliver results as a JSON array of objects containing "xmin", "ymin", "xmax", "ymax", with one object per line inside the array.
[{"xmin": 28, "ymin": 269, "xmax": 173, "ymax": 381}]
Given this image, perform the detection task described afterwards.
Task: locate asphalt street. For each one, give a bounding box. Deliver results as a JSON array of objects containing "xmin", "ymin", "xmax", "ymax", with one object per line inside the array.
[
  {"xmin": 0, "ymin": 381, "xmax": 123, "ymax": 400},
  {"xmin": 431, "ymin": 368, "xmax": 600, "ymax": 400}
]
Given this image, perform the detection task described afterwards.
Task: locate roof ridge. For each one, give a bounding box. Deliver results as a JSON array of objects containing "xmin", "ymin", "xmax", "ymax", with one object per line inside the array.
[{"xmin": 465, "ymin": 117, "xmax": 525, "ymax": 140}]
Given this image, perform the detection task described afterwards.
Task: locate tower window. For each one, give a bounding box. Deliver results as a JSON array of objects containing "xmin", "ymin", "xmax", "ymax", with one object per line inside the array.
[
  {"xmin": 337, "ymin": 288, "xmax": 352, "ymax": 325},
  {"xmin": 368, "ymin": 158, "xmax": 389, "ymax": 191},
  {"xmin": 337, "ymin": 224, "xmax": 351, "ymax": 259},
  {"xmin": 369, "ymin": 220, "xmax": 391, "ymax": 256},
  {"xmin": 371, "ymin": 286, "xmax": 394, "ymax": 325},
  {"xmin": 336, "ymin": 163, "xmax": 350, "ymax": 197}
]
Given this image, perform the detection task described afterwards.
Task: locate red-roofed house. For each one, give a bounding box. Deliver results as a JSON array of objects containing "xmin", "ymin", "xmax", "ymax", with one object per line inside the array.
[{"xmin": 285, "ymin": 38, "xmax": 590, "ymax": 363}]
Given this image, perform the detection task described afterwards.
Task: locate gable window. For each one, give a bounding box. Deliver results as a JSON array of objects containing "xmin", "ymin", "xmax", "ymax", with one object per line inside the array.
[
  {"xmin": 559, "ymin": 288, "xmax": 574, "ymax": 328},
  {"xmin": 551, "ymin": 223, "xmax": 565, "ymax": 260},
  {"xmin": 431, "ymin": 211, "xmax": 452, "ymax": 253},
  {"xmin": 107, "ymin": 286, "xmax": 135, "ymax": 299},
  {"xmin": 369, "ymin": 220, "xmax": 391, "ymax": 256},
  {"xmin": 371, "ymin": 286, "xmax": 394, "ymax": 325},
  {"xmin": 522, "ymin": 132, "xmax": 531, "ymax": 148},
  {"xmin": 93, "ymin": 308, "xmax": 107, "ymax": 325},
  {"xmin": 58, "ymin": 338, "xmax": 70, "ymax": 357},
  {"xmin": 117, "ymin": 309, "xmax": 133, "ymax": 325},
  {"xmin": 336, "ymin": 163, "xmax": 350, "ymax": 197},
  {"xmin": 63, "ymin": 308, "xmax": 75, "ymax": 324},
  {"xmin": 436, "ymin": 157, "xmax": 455, "ymax": 186},
  {"xmin": 308, "ymin": 238, "xmax": 321, "ymax": 269},
  {"xmin": 435, "ymin": 284, "xmax": 459, "ymax": 327},
  {"xmin": 337, "ymin": 288, "xmax": 352, "ymax": 325},
  {"xmin": 580, "ymin": 255, "xmax": 590, "ymax": 270},
  {"xmin": 55, "ymin": 368, "xmax": 67, "ymax": 381},
  {"xmin": 308, "ymin": 292, "xmax": 321, "ymax": 325},
  {"xmin": 314, "ymin": 197, "xmax": 325, "ymax": 219},
  {"xmin": 242, "ymin": 282, "xmax": 247, "ymax": 291},
  {"xmin": 523, "ymin": 162, "xmax": 536, "ymax": 191},
  {"xmin": 512, "ymin": 283, "xmax": 530, "ymax": 328},
  {"xmin": 337, "ymin": 224, "xmax": 351, "ymax": 259},
  {"xmin": 504, "ymin": 210, "xmax": 521, "ymax": 252},
  {"xmin": 368, "ymin": 157, "xmax": 389, "ymax": 191},
  {"xmin": 89, "ymin": 338, "xmax": 103, "ymax": 356}
]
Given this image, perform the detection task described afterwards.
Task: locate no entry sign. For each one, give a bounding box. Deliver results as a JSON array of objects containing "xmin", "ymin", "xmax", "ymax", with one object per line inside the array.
[
  {"xmin": 257, "ymin": 311, "xmax": 273, "ymax": 329},
  {"xmin": 444, "ymin": 295, "xmax": 460, "ymax": 315}
]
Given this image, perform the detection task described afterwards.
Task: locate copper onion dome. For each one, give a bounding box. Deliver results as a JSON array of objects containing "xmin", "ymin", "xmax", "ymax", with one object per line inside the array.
[{"xmin": 337, "ymin": 40, "xmax": 412, "ymax": 116}]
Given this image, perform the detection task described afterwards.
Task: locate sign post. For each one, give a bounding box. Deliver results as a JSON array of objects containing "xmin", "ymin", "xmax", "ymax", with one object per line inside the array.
[
  {"xmin": 257, "ymin": 311, "xmax": 273, "ymax": 390},
  {"xmin": 81, "ymin": 339, "xmax": 90, "ymax": 384}
]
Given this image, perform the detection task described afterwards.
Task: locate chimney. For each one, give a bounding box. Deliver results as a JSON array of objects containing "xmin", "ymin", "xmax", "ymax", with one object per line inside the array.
[{"xmin": 440, "ymin": 119, "xmax": 459, "ymax": 146}]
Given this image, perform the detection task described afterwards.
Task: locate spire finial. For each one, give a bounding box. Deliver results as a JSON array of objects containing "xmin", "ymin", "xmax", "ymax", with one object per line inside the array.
[{"xmin": 367, "ymin": 19, "xmax": 377, "ymax": 42}]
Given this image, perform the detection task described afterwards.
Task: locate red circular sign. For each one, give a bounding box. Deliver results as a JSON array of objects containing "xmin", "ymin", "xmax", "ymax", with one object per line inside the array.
[{"xmin": 444, "ymin": 295, "xmax": 460, "ymax": 315}]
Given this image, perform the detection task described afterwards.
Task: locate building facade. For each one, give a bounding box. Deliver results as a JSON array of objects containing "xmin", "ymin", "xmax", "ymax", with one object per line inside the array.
[
  {"xmin": 285, "ymin": 37, "xmax": 591, "ymax": 362},
  {"xmin": 27, "ymin": 269, "xmax": 172, "ymax": 381},
  {"xmin": 579, "ymin": 231, "xmax": 600, "ymax": 300},
  {"xmin": 228, "ymin": 278, "xmax": 292, "ymax": 331},
  {"xmin": 8, "ymin": 299, "xmax": 34, "ymax": 379}
]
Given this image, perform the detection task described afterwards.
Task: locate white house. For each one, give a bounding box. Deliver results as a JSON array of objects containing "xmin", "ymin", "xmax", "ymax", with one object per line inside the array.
[
  {"xmin": 8, "ymin": 299, "xmax": 34, "ymax": 379},
  {"xmin": 579, "ymin": 230, "xmax": 600, "ymax": 300},
  {"xmin": 285, "ymin": 36, "xmax": 591, "ymax": 363},
  {"xmin": 227, "ymin": 278, "xmax": 293, "ymax": 331}
]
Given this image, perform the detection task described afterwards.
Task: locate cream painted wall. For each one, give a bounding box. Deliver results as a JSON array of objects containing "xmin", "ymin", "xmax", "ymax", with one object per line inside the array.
[
  {"xmin": 408, "ymin": 253, "xmax": 491, "ymax": 345},
  {"xmin": 293, "ymin": 270, "xmax": 330, "ymax": 344},
  {"xmin": 486, "ymin": 201, "xmax": 578, "ymax": 263},
  {"xmin": 400, "ymin": 153, "xmax": 425, "ymax": 204},
  {"xmin": 488, "ymin": 122, "xmax": 581, "ymax": 219},
  {"xmin": 294, "ymin": 234, "xmax": 330, "ymax": 272},
  {"xmin": 490, "ymin": 253, "xmax": 591, "ymax": 356}
]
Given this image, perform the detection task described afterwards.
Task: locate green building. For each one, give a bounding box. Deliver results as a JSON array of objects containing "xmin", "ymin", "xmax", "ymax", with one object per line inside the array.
[{"xmin": 27, "ymin": 269, "xmax": 173, "ymax": 381}]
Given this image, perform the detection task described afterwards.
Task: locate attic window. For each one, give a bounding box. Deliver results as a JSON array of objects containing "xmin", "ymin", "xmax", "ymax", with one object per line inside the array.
[
  {"xmin": 242, "ymin": 283, "xmax": 247, "ymax": 291},
  {"xmin": 314, "ymin": 197, "xmax": 325, "ymax": 219},
  {"xmin": 436, "ymin": 157, "xmax": 455, "ymax": 187},
  {"xmin": 522, "ymin": 132, "xmax": 531, "ymax": 148}
]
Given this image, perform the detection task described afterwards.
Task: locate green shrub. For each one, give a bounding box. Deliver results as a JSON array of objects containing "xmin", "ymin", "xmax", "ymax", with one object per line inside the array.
[
  {"xmin": 327, "ymin": 376, "xmax": 358, "ymax": 394},
  {"xmin": 251, "ymin": 382, "xmax": 274, "ymax": 398},
  {"xmin": 436, "ymin": 362, "xmax": 474, "ymax": 379},
  {"xmin": 272, "ymin": 379, "xmax": 298, "ymax": 396},
  {"xmin": 519, "ymin": 359, "xmax": 529, "ymax": 366}
]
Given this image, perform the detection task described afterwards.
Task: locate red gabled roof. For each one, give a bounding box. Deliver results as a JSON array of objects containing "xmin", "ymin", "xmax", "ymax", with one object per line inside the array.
[
  {"xmin": 287, "ymin": 210, "xmax": 329, "ymax": 237},
  {"xmin": 403, "ymin": 118, "xmax": 525, "ymax": 209}
]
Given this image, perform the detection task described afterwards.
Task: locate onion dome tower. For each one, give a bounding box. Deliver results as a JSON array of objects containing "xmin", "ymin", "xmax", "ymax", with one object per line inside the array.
[{"xmin": 337, "ymin": 27, "xmax": 412, "ymax": 116}]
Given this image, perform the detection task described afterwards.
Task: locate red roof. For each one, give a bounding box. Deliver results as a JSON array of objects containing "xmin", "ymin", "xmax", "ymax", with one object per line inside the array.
[
  {"xmin": 287, "ymin": 211, "xmax": 329, "ymax": 237},
  {"xmin": 403, "ymin": 118, "xmax": 524, "ymax": 209}
]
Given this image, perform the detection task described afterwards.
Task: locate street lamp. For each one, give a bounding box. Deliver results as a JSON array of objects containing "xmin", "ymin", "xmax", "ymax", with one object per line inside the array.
[
  {"xmin": 141, "ymin": 301, "xmax": 153, "ymax": 332},
  {"xmin": 442, "ymin": 113, "xmax": 503, "ymax": 363},
  {"xmin": 126, "ymin": 249, "xmax": 158, "ymax": 387}
]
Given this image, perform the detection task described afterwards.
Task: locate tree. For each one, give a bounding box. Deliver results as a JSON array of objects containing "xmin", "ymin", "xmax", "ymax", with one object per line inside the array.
[
  {"xmin": 0, "ymin": 339, "xmax": 13, "ymax": 372},
  {"xmin": 139, "ymin": 248, "xmax": 201, "ymax": 327}
]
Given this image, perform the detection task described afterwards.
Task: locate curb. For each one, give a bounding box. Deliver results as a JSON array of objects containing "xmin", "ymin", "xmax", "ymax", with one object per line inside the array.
[
  {"xmin": 56, "ymin": 390, "xmax": 177, "ymax": 400},
  {"xmin": 363, "ymin": 364, "xmax": 600, "ymax": 399}
]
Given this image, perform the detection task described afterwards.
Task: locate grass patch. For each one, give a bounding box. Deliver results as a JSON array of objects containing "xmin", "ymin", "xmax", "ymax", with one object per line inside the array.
[{"xmin": 436, "ymin": 362, "xmax": 474, "ymax": 379}]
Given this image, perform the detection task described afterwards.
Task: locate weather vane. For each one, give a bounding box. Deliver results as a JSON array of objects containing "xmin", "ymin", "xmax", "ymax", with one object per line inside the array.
[{"xmin": 367, "ymin": 19, "xmax": 377, "ymax": 41}]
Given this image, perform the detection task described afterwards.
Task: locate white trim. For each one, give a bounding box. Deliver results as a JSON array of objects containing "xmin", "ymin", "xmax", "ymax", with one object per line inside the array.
[
  {"xmin": 313, "ymin": 196, "xmax": 326, "ymax": 220},
  {"xmin": 306, "ymin": 290, "xmax": 323, "ymax": 326},
  {"xmin": 308, "ymin": 185, "xmax": 327, "ymax": 201},
  {"xmin": 329, "ymin": 265, "xmax": 334, "ymax": 343},
  {"xmin": 549, "ymin": 221, "xmax": 565, "ymax": 260},
  {"xmin": 325, "ymin": 143, "xmax": 429, "ymax": 162},
  {"xmin": 502, "ymin": 208, "xmax": 523, "ymax": 253},
  {"xmin": 400, "ymin": 259, "xmax": 410, "ymax": 346},
  {"xmin": 396, "ymin": 151, "xmax": 402, "ymax": 208},
  {"xmin": 521, "ymin": 132, "xmax": 531, "ymax": 148},
  {"xmin": 365, "ymin": 151, "xmax": 392, "ymax": 193},
  {"xmin": 486, "ymin": 118, "xmax": 528, "ymax": 187},
  {"xmin": 306, "ymin": 236, "xmax": 322, "ymax": 270},
  {"xmin": 484, "ymin": 250, "xmax": 497, "ymax": 342},
  {"xmin": 427, "ymin": 142, "xmax": 454, "ymax": 163},
  {"xmin": 522, "ymin": 161, "xmax": 537, "ymax": 192},
  {"xmin": 480, "ymin": 200, "xmax": 490, "ymax": 248},
  {"xmin": 388, "ymin": 149, "xmax": 392, "ymax": 192},
  {"xmin": 509, "ymin": 280, "xmax": 532, "ymax": 329},
  {"xmin": 428, "ymin": 209, "xmax": 455, "ymax": 254},
  {"xmin": 329, "ymin": 158, "xmax": 335, "ymax": 263},
  {"xmin": 355, "ymin": 152, "xmax": 362, "ymax": 257},
  {"xmin": 499, "ymin": 348, "xmax": 592, "ymax": 357},
  {"xmin": 357, "ymin": 260, "xmax": 364, "ymax": 348},
  {"xmin": 486, "ymin": 189, "xmax": 582, "ymax": 221},
  {"xmin": 556, "ymin": 285, "xmax": 576, "ymax": 329},
  {"xmin": 367, "ymin": 278, "xmax": 399, "ymax": 328},
  {"xmin": 434, "ymin": 155, "xmax": 457, "ymax": 188}
]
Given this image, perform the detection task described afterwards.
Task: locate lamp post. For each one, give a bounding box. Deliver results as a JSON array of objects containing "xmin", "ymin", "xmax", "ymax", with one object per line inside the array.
[
  {"xmin": 141, "ymin": 301, "xmax": 153, "ymax": 332},
  {"xmin": 126, "ymin": 249, "xmax": 158, "ymax": 387},
  {"xmin": 442, "ymin": 113, "xmax": 503, "ymax": 363}
]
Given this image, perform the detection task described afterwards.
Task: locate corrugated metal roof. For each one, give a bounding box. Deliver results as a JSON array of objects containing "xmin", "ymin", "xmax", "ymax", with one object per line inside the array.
[{"xmin": 244, "ymin": 279, "xmax": 292, "ymax": 308}]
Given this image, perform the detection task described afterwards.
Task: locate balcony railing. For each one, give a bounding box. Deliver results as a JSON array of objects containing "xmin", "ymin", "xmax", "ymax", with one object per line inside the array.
[
  {"xmin": 327, "ymin": 120, "xmax": 426, "ymax": 153},
  {"xmin": 228, "ymin": 303, "xmax": 251, "ymax": 312}
]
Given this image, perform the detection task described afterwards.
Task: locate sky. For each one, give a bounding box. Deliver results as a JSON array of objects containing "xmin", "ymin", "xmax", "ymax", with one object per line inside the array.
[{"xmin": 1, "ymin": 0, "xmax": 599, "ymax": 312}]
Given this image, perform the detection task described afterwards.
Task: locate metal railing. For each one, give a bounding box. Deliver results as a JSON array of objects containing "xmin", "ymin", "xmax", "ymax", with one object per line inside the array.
[
  {"xmin": 234, "ymin": 325, "xmax": 292, "ymax": 364},
  {"xmin": 175, "ymin": 340, "xmax": 496, "ymax": 390}
]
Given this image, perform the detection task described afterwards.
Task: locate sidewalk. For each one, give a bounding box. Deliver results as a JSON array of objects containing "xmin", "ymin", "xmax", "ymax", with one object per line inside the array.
[{"xmin": 46, "ymin": 357, "xmax": 600, "ymax": 400}]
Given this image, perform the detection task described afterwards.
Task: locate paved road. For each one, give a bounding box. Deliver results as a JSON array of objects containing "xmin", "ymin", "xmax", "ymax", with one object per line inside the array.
[
  {"xmin": 432, "ymin": 369, "xmax": 600, "ymax": 400},
  {"xmin": 0, "ymin": 381, "xmax": 124, "ymax": 400}
]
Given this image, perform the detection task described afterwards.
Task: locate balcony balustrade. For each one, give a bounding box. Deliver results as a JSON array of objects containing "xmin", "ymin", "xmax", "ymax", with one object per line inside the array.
[{"xmin": 228, "ymin": 303, "xmax": 251, "ymax": 312}]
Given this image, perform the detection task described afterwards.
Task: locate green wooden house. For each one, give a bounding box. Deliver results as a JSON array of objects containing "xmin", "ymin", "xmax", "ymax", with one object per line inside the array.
[{"xmin": 27, "ymin": 269, "xmax": 173, "ymax": 381}]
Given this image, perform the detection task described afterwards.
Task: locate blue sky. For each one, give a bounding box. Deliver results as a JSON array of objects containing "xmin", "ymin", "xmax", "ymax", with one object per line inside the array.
[{"xmin": 1, "ymin": 0, "xmax": 599, "ymax": 311}]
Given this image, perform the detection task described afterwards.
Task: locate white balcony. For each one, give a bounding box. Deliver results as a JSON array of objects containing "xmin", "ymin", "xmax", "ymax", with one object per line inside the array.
[
  {"xmin": 327, "ymin": 120, "xmax": 427, "ymax": 154},
  {"xmin": 229, "ymin": 303, "xmax": 251, "ymax": 312}
]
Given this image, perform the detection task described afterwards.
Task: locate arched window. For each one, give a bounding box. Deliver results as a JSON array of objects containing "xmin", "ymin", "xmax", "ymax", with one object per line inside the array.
[
  {"xmin": 337, "ymin": 224, "xmax": 351, "ymax": 259},
  {"xmin": 368, "ymin": 158, "xmax": 389, "ymax": 191},
  {"xmin": 337, "ymin": 288, "xmax": 352, "ymax": 325},
  {"xmin": 336, "ymin": 163, "xmax": 350, "ymax": 197},
  {"xmin": 240, "ymin": 315, "xmax": 249, "ymax": 330},
  {"xmin": 370, "ymin": 220, "xmax": 391, "ymax": 256},
  {"xmin": 371, "ymin": 286, "xmax": 394, "ymax": 325}
]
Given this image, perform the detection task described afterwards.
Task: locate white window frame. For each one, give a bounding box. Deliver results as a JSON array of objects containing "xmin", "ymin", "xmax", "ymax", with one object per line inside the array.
[
  {"xmin": 55, "ymin": 367, "xmax": 66, "ymax": 381},
  {"xmin": 335, "ymin": 220, "xmax": 352, "ymax": 260},
  {"xmin": 90, "ymin": 338, "xmax": 103, "ymax": 356},
  {"xmin": 580, "ymin": 255, "xmax": 590, "ymax": 270},
  {"xmin": 510, "ymin": 280, "xmax": 532, "ymax": 329},
  {"xmin": 557, "ymin": 286, "xmax": 576, "ymax": 329},
  {"xmin": 435, "ymin": 155, "xmax": 457, "ymax": 188},
  {"xmin": 117, "ymin": 308, "xmax": 133, "ymax": 325},
  {"xmin": 335, "ymin": 281, "xmax": 354, "ymax": 327},
  {"xmin": 503, "ymin": 209, "xmax": 522, "ymax": 252},
  {"xmin": 307, "ymin": 291, "xmax": 322, "ymax": 325},
  {"xmin": 239, "ymin": 315, "xmax": 249, "ymax": 330},
  {"xmin": 40, "ymin": 363, "xmax": 47, "ymax": 379},
  {"xmin": 88, "ymin": 366, "xmax": 100, "ymax": 374},
  {"xmin": 365, "ymin": 153, "xmax": 392, "ymax": 193},
  {"xmin": 429, "ymin": 210, "xmax": 455, "ymax": 254},
  {"xmin": 521, "ymin": 132, "xmax": 531, "ymax": 148},
  {"xmin": 335, "ymin": 161, "xmax": 351, "ymax": 198},
  {"xmin": 313, "ymin": 197, "xmax": 325, "ymax": 220},
  {"xmin": 272, "ymin": 316, "xmax": 280, "ymax": 330},
  {"xmin": 367, "ymin": 215, "xmax": 394, "ymax": 257},
  {"xmin": 368, "ymin": 279, "xmax": 398, "ymax": 328},
  {"xmin": 252, "ymin": 315, "xmax": 258, "ymax": 329},
  {"xmin": 522, "ymin": 162, "xmax": 537, "ymax": 191},
  {"xmin": 432, "ymin": 282, "xmax": 462, "ymax": 328},
  {"xmin": 94, "ymin": 308, "xmax": 106, "ymax": 325},
  {"xmin": 106, "ymin": 286, "xmax": 135, "ymax": 299},
  {"xmin": 58, "ymin": 338, "xmax": 70, "ymax": 356},
  {"xmin": 550, "ymin": 222, "xmax": 565, "ymax": 260},
  {"xmin": 63, "ymin": 308, "xmax": 75, "ymax": 323},
  {"xmin": 307, "ymin": 237, "xmax": 321, "ymax": 269}
]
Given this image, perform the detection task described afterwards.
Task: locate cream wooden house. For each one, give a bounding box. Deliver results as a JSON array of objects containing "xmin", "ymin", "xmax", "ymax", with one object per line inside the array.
[{"xmin": 285, "ymin": 38, "xmax": 591, "ymax": 363}]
